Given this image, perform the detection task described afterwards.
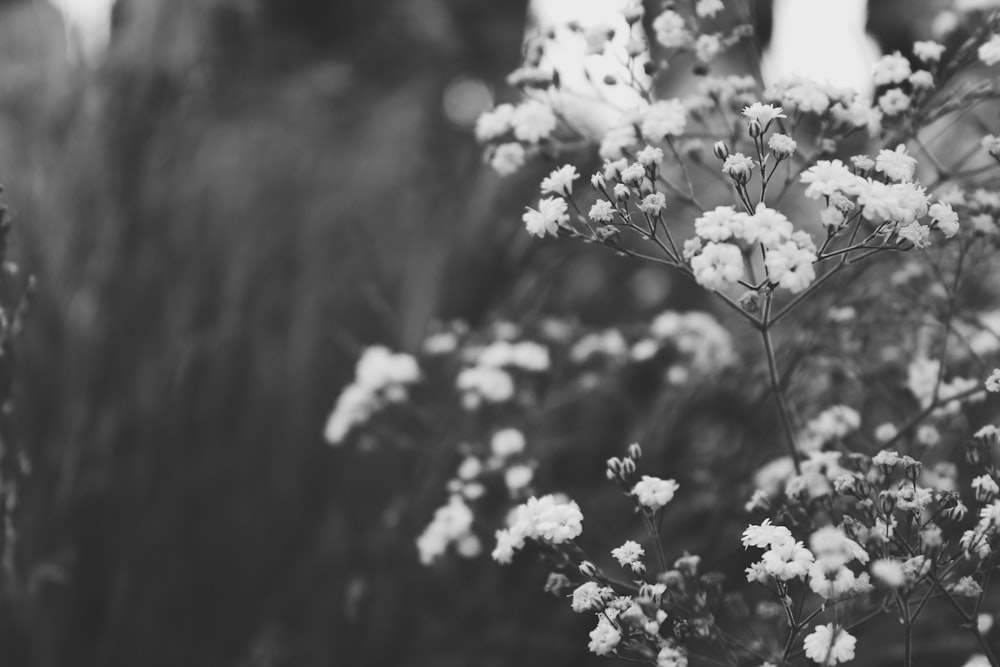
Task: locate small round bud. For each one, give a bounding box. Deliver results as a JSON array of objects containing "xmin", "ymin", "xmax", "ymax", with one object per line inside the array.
[
  {"xmin": 591, "ymin": 172, "xmax": 606, "ymax": 190},
  {"xmin": 579, "ymin": 560, "xmax": 598, "ymax": 578},
  {"xmin": 621, "ymin": 457, "xmax": 636, "ymax": 476},
  {"xmin": 739, "ymin": 290, "xmax": 761, "ymax": 314},
  {"xmin": 627, "ymin": 443, "xmax": 643, "ymax": 460},
  {"xmin": 713, "ymin": 141, "xmax": 730, "ymax": 160},
  {"xmin": 877, "ymin": 490, "xmax": 896, "ymax": 516},
  {"xmin": 747, "ymin": 119, "xmax": 763, "ymax": 138}
]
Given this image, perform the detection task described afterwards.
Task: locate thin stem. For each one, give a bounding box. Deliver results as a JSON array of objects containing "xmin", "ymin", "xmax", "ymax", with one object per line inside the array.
[{"xmin": 762, "ymin": 295, "xmax": 802, "ymax": 473}]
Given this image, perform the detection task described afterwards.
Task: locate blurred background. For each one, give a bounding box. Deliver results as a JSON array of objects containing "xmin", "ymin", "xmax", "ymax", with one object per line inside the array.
[{"xmin": 0, "ymin": 0, "xmax": 980, "ymax": 666}]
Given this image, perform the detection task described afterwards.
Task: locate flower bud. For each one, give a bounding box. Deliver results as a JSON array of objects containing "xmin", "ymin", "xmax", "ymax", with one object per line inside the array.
[
  {"xmin": 579, "ymin": 560, "xmax": 598, "ymax": 578},
  {"xmin": 747, "ymin": 119, "xmax": 763, "ymax": 138},
  {"xmin": 739, "ymin": 290, "xmax": 761, "ymax": 314},
  {"xmin": 713, "ymin": 141, "xmax": 730, "ymax": 160},
  {"xmin": 621, "ymin": 457, "xmax": 636, "ymax": 476},
  {"xmin": 606, "ymin": 457, "xmax": 624, "ymax": 480},
  {"xmin": 878, "ymin": 490, "xmax": 896, "ymax": 516},
  {"xmin": 627, "ymin": 442, "xmax": 643, "ymax": 460},
  {"xmin": 903, "ymin": 456, "xmax": 922, "ymax": 483},
  {"xmin": 967, "ymin": 439, "xmax": 984, "ymax": 466},
  {"xmin": 591, "ymin": 172, "xmax": 606, "ymax": 190}
]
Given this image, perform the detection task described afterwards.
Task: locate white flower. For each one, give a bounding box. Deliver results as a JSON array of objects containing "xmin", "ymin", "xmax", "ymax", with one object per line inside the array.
[
  {"xmin": 637, "ymin": 145, "xmax": 665, "ymax": 166},
  {"xmin": 639, "ymin": 192, "xmax": 667, "ymax": 215},
  {"xmin": 475, "ymin": 103, "xmax": 514, "ymax": 142},
  {"xmin": 417, "ymin": 495, "xmax": 475, "ymax": 564},
  {"xmin": 909, "ymin": 70, "xmax": 934, "ymax": 89},
  {"xmin": 600, "ymin": 123, "xmax": 638, "ymax": 160},
  {"xmin": 695, "ymin": 0, "xmax": 724, "ymax": 18},
  {"xmin": 742, "ymin": 519, "xmax": 794, "ymax": 549},
  {"xmin": 632, "ymin": 476, "xmax": 680, "ymax": 510},
  {"xmin": 490, "ymin": 143, "xmax": 525, "ymax": 175},
  {"xmin": 690, "ymin": 242, "xmax": 744, "ymax": 290},
  {"xmin": 589, "ymin": 200, "xmax": 615, "ymax": 222},
  {"xmin": 611, "ymin": 540, "xmax": 645, "ymax": 568},
  {"xmin": 761, "ymin": 540, "xmax": 815, "ymax": 580},
  {"xmin": 765, "ymin": 241, "xmax": 816, "ymax": 293},
  {"xmin": 768, "ymin": 133, "xmax": 797, "ymax": 159},
  {"xmin": 930, "ymin": 201, "xmax": 960, "ymax": 237},
  {"xmin": 523, "ymin": 197, "xmax": 569, "ymax": 237},
  {"xmin": 743, "ymin": 103, "xmax": 787, "ymax": 127},
  {"xmin": 491, "ymin": 428, "xmax": 525, "ymax": 457},
  {"xmin": 803, "ymin": 624, "xmax": 856, "ymax": 664},
  {"xmin": 505, "ymin": 465, "xmax": 533, "ymax": 492},
  {"xmin": 897, "ymin": 222, "xmax": 931, "ymax": 248},
  {"xmin": 641, "ymin": 99, "xmax": 688, "ymax": 141},
  {"xmin": 541, "ymin": 165, "xmax": 579, "ymax": 196},
  {"xmin": 800, "ymin": 160, "xmax": 854, "ymax": 199},
  {"xmin": 873, "ymin": 51, "xmax": 911, "ymax": 85},
  {"xmin": 588, "ymin": 617, "xmax": 621, "ymax": 655},
  {"xmin": 744, "ymin": 203, "xmax": 794, "ymax": 247},
  {"xmin": 722, "ymin": 153, "xmax": 754, "ymax": 183},
  {"xmin": 878, "ymin": 88, "xmax": 911, "ymax": 115},
  {"xmin": 809, "ymin": 558, "xmax": 861, "ymax": 599},
  {"xmin": 512, "ymin": 100, "xmax": 557, "ymax": 143},
  {"xmin": 653, "ymin": 10, "xmax": 690, "ymax": 48},
  {"xmin": 987, "ymin": 369, "xmax": 1000, "ymax": 392},
  {"xmin": 914, "ymin": 40, "xmax": 946, "ymax": 62},
  {"xmin": 876, "ymin": 144, "xmax": 918, "ymax": 182},
  {"xmin": 571, "ymin": 582, "xmax": 609, "ymax": 612},
  {"xmin": 657, "ymin": 644, "xmax": 688, "ymax": 667},
  {"xmin": 979, "ymin": 34, "xmax": 1000, "ymax": 66},
  {"xmin": 871, "ymin": 558, "xmax": 906, "ymax": 587},
  {"xmin": 457, "ymin": 365, "xmax": 515, "ymax": 406},
  {"xmin": 695, "ymin": 34, "xmax": 722, "ymax": 62},
  {"xmin": 694, "ymin": 206, "xmax": 746, "ymax": 242}
]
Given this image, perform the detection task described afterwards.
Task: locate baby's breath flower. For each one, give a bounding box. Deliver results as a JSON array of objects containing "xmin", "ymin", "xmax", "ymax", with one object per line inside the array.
[
  {"xmin": 571, "ymin": 581, "xmax": 610, "ymax": 612},
  {"xmin": 952, "ymin": 576, "xmax": 984, "ymax": 597},
  {"xmin": 613, "ymin": 183, "xmax": 630, "ymax": 201},
  {"xmin": 657, "ymin": 644, "xmax": 688, "ymax": 667},
  {"xmin": 541, "ymin": 165, "xmax": 580, "ymax": 196},
  {"xmin": 914, "ymin": 40, "xmax": 946, "ymax": 62},
  {"xmin": 695, "ymin": 34, "xmax": 722, "ymax": 62},
  {"xmin": 873, "ymin": 52, "xmax": 912, "ymax": 85},
  {"xmin": 876, "ymin": 144, "xmax": 917, "ymax": 182},
  {"xmin": 588, "ymin": 616, "xmax": 622, "ymax": 655},
  {"xmin": 979, "ymin": 34, "xmax": 1000, "ymax": 67},
  {"xmin": 878, "ymin": 88, "xmax": 911, "ymax": 116},
  {"xmin": 523, "ymin": 197, "xmax": 569, "ymax": 237},
  {"xmin": 930, "ymin": 201, "xmax": 960, "ymax": 237},
  {"xmin": 639, "ymin": 192, "xmax": 667, "ymax": 216},
  {"xmin": 742, "ymin": 519, "xmax": 794, "ymax": 549},
  {"xmin": 874, "ymin": 423, "xmax": 898, "ymax": 442},
  {"xmin": 690, "ymin": 242, "xmax": 744, "ymax": 290},
  {"xmin": 803, "ymin": 624, "xmax": 856, "ymax": 664},
  {"xmin": 611, "ymin": 540, "xmax": 646, "ymax": 572},
  {"xmin": 621, "ymin": 162, "xmax": 646, "ymax": 185},
  {"xmin": 916, "ymin": 424, "xmax": 941, "ymax": 446},
  {"xmin": 475, "ymin": 103, "xmax": 515, "ymax": 142},
  {"xmin": 851, "ymin": 154, "xmax": 875, "ymax": 172},
  {"xmin": 491, "ymin": 428, "xmax": 525, "ymax": 458},
  {"xmin": 800, "ymin": 160, "xmax": 854, "ymax": 198},
  {"xmin": 761, "ymin": 540, "xmax": 814, "ymax": 580},
  {"xmin": 632, "ymin": 476, "xmax": 679, "ymax": 510},
  {"xmin": 695, "ymin": 0, "xmax": 724, "ymax": 18},
  {"xmin": 641, "ymin": 99, "xmax": 688, "ymax": 141},
  {"xmin": 490, "ymin": 143, "xmax": 526, "ymax": 175},
  {"xmin": 742, "ymin": 103, "xmax": 786, "ymax": 127},
  {"xmin": 972, "ymin": 474, "xmax": 999, "ymax": 502},
  {"xmin": 512, "ymin": 100, "xmax": 557, "ymax": 143},
  {"xmin": 722, "ymin": 153, "xmax": 754, "ymax": 184},
  {"xmin": 653, "ymin": 10, "xmax": 690, "ymax": 48},
  {"xmin": 909, "ymin": 70, "xmax": 934, "ymax": 89},
  {"xmin": 871, "ymin": 559, "xmax": 905, "ymax": 587},
  {"xmin": 986, "ymin": 368, "xmax": 1000, "ymax": 392},
  {"xmin": 694, "ymin": 206, "xmax": 746, "ymax": 242},
  {"xmin": 637, "ymin": 145, "xmax": 665, "ymax": 167},
  {"xmin": 589, "ymin": 199, "xmax": 615, "ymax": 223},
  {"xmin": 767, "ymin": 133, "xmax": 796, "ymax": 159}
]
